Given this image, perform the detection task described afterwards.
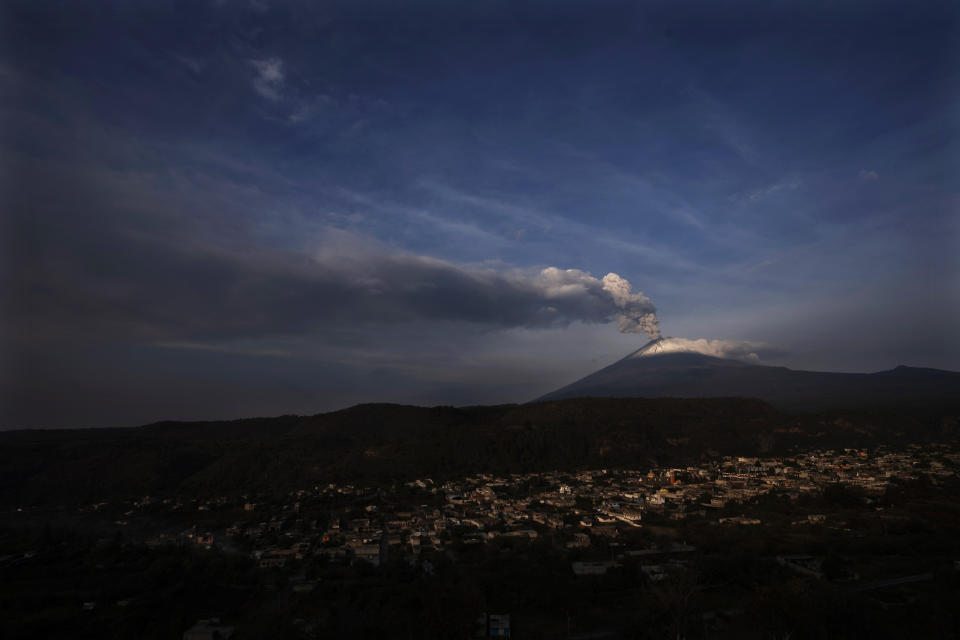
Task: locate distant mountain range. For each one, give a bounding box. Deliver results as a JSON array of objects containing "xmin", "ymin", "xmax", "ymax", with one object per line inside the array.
[{"xmin": 538, "ymin": 337, "xmax": 960, "ymax": 412}]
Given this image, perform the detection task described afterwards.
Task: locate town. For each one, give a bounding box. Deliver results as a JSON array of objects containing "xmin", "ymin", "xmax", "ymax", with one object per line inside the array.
[
  {"xmin": 129, "ymin": 443, "xmax": 957, "ymax": 566},
  {"xmin": 8, "ymin": 441, "xmax": 947, "ymax": 638}
]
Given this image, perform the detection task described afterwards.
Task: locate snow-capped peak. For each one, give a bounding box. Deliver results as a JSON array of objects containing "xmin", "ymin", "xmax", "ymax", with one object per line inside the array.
[{"xmin": 629, "ymin": 337, "xmax": 763, "ymax": 362}]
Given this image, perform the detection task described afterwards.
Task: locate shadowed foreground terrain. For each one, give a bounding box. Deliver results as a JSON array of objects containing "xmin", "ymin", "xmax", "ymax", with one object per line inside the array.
[
  {"xmin": 2, "ymin": 397, "xmax": 958, "ymax": 507},
  {"xmin": 2, "ymin": 398, "xmax": 959, "ymax": 639}
]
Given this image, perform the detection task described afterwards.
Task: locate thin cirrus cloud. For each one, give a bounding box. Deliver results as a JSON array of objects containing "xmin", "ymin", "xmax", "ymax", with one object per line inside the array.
[{"xmin": 251, "ymin": 57, "xmax": 284, "ymax": 100}]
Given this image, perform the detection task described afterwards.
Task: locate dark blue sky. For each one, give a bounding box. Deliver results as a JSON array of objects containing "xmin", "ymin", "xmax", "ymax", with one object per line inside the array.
[{"xmin": 2, "ymin": 0, "xmax": 958, "ymax": 428}]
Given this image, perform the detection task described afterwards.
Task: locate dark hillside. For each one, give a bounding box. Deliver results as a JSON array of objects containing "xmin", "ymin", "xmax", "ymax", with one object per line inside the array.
[{"xmin": 0, "ymin": 398, "xmax": 956, "ymax": 507}]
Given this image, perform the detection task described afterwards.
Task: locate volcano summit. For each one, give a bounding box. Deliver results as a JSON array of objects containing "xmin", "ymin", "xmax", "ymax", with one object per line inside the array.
[{"xmin": 538, "ymin": 338, "xmax": 960, "ymax": 412}]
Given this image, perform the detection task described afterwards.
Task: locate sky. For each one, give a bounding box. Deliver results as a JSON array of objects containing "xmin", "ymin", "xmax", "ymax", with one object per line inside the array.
[{"xmin": 1, "ymin": 0, "xmax": 958, "ymax": 428}]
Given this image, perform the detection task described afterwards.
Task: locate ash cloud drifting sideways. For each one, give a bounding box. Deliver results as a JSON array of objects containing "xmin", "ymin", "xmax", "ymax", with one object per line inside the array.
[
  {"xmin": 2, "ymin": 140, "xmax": 661, "ymax": 358},
  {"xmin": 201, "ymin": 252, "xmax": 662, "ymax": 340},
  {"xmin": 6, "ymin": 221, "xmax": 660, "ymax": 345},
  {"xmin": 246, "ymin": 251, "xmax": 663, "ymax": 341}
]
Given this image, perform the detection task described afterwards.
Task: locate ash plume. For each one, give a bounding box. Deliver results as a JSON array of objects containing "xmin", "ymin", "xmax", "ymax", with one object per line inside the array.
[
  {"xmin": 517, "ymin": 267, "xmax": 660, "ymax": 338},
  {"xmin": 601, "ymin": 273, "xmax": 661, "ymax": 339}
]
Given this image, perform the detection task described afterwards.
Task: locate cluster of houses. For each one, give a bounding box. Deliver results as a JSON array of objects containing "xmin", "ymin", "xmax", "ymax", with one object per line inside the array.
[{"xmin": 124, "ymin": 443, "xmax": 960, "ymax": 568}]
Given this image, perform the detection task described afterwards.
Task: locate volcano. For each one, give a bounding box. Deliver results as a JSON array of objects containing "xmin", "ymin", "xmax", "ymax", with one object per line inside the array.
[{"xmin": 537, "ymin": 337, "xmax": 960, "ymax": 412}]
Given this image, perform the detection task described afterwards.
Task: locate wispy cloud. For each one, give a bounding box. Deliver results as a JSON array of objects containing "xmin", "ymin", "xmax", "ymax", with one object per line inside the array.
[
  {"xmin": 173, "ymin": 54, "xmax": 205, "ymax": 75},
  {"xmin": 746, "ymin": 180, "xmax": 800, "ymax": 202},
  {"xmin": 743, "ymin": 258, "xmax": 779, "ymax": 273},
  {"xmin": 693, "ymin": 88, "xmax": 763, "ymax": 165},
  {"xmin": 420, "ymin": 180, "xmax": 557, "ymax": 233},
  {"xmin": 418, "ymin": 181, "xmax": 699, "ymax": 272},
  {"xmin": 858, "ymin": 169, "xmax": 879, "ymax": 182},
  {"xmin": 251, "ymin": 57, "xmax": 284, "ymax": 100},
  {"xmin": 336, "ymin": 187, "xmax": 509, "ymax": 246},
  {"xmin": 593, "ymin": 236, "xmax": 699, "ymax": 272},
  {"xmin": 602, "ymin": 169, "xmax": 706, "ymax": 230}
]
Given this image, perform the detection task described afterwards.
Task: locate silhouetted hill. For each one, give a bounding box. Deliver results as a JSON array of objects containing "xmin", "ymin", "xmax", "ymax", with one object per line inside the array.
[
  {"xmin": 538, "ymin": 352, "xmax": 960, "ymax": 412},
  {"xmin": 1, "ymin": 397, "xmax": 957, "ymax": 507}
]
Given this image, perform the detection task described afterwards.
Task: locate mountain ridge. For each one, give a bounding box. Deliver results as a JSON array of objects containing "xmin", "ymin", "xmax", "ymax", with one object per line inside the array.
[{"xmin": 537, "ymin": 345, "xmax": 960, "ymax": 412}]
